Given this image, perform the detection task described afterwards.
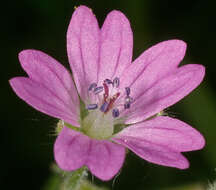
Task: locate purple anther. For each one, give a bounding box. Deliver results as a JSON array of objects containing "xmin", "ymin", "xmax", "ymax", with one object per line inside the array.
[
  {"xmin": 100, "ymin": 102, "xmax": 109, "ymax": 112},
  {"xmin": 125, "ymin": 96, "xmax": 133, "ymax": 104},
  {"xmin": 88, "ymin": 83, "xmax": 97, "ymax": 91},
  {"xmin": 112, "ymin": 108, "xmax": 120, "ymax": 118},
  {"xmin": 87, "ymin": 104, "xmax": 98, "ymax": 110},
  {"xmin": 113, "ymin": 77, "xmax": 120, "ymax": 88},
  {"xmin": 124, "ymin": 103, "xmax": 130, "ymax": 109},
  {"xmin": 104, "ymin": 79, "xmax": 113, "ymax": 84},
  {"xmin": 129, "ymin": 97, "xmax": 134, "ymax": 103},
  {"xmin": 125, "ymin": 87, "xmax": 130, "ymax": 96},
  {"xmin": 94, "ymin": 86, "xmax": 103, "ymax": 94}
]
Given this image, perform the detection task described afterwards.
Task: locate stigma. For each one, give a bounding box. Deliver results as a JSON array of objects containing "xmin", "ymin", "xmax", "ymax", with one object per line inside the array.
[{"xmin": 86, "ymin": 77, "xmax": 134, "ymax": 118}]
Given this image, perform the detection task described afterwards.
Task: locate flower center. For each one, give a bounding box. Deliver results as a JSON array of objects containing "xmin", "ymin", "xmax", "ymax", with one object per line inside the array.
[
  {"xmin": 86, "ymin": 77, "xmax": 133, "ymax": 117},
  {"xmin": 81, "ymin": 77, "xmax": 133, "ymax": 140}
]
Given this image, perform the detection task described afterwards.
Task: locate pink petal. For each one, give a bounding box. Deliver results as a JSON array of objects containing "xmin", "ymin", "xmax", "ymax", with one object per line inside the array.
[
  {"xmin": 113, "ymin": 136, "xmax": 189, "ymax": 169},
  {"xmin": 125, "ymin": 64, "xmax": 205, "ymax": 124},
  {"xmin": 10, "ymin": 77, "xmax": 78, "ymax": 126},
  {"xmin": 54, "ymin": 127, "xmax": 90, "ymax": 171},
  {"xmin": 113, "ymin": 116, "xmax": 205, "ymax": 152},
  {"xmin": 54, "ymin": 128, "xmax": 125, "ymax": 181},
  {"xmin": 119, "ymin": 40, "xmax": 186, "ymax": 99},
  {"xmin": 97, "ymin": 10, "xmax": 133, "ymax": 84},
  {"xmin": 67, "ymin": 6, "xmax": 100, "ymax": 101},
  {"xmin": 87, "ymin": 138, "xmax": 125, "ymax": 181},
  {"xmin": 9, "ymin": 50, "xmax": 79, "ymax": 126}
]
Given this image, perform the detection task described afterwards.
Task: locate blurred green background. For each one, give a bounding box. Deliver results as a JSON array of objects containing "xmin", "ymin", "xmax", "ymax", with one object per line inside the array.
[{"xmin": 1, "ymin": 0, "xmax": 215, "ymax": 189}]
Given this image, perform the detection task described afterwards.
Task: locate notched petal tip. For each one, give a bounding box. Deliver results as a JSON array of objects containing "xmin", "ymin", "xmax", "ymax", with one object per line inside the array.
[
  {"xmin": 18, "ymin": 49, "xmax": 34, "ymax": 59},
  {"xmin": 176, "ymin": 154, "xmax": 190, "ymax": 169},
  {"xmin": 160, "ymin": 39, "xmax": 187, "ymax": 60},
  {"xmin": 185, "ymin": 127, "xmax": 206, "ymax": 152},
  {"xmin": 18, "ymin": 49, "xmax": 39, "ymax": 62},
  {"xmin": 102, "ymin": 9, "xmax": 132, "ymax": 32},
  {"xmin": 74, "ymin": 5, "xmax": 93, "ymax": 12},
  {"xmin": 194, "ymin": 134, "xmax": 206, "ymax": 151},
  {"xmin": 194, "ymin": 64, "xmax": 206, "ymax": 81},
  {"xmin": 167, "ymin": 39, "xmax": 187, "ymax": 48},
  {"xmin": 182, "ymin": 64, "xmax": 206, "ymax": 87},
  {"xmin": 9, "ymin": 77, "xmax": 22, "ymax": 90},
  {"xmin": 105, "ymin": 9, "xmax": 128, "ymax": 20},
  {"xmin": 18, "ymin": 49, "xmax": 35, "ymax": 72},
  {"xmin": 71, "ymin": 5, "xmax": 96, "ymax": 20},
  {"xmin": 18, "ymin": 49, "xmax": 57, "ymax": 76}
]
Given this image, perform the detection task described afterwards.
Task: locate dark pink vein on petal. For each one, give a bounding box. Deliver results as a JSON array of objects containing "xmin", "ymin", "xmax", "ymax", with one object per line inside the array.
[
  {"xmin": 111, "ymin": 28, "xmax": 123, "ymax": 79},
  {"xmin": 25, "ymin": 78, "xmax": 77, "ymax": 119}
]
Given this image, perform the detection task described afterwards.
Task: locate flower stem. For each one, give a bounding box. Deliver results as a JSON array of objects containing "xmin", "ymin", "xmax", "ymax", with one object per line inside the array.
[
  {"xmin": 61, "ymin": 167, "xmax": 88, "ymax": 190},
  {"xmin": 42, "ymin": 164, "xmax": 108, "ymax": 190}
]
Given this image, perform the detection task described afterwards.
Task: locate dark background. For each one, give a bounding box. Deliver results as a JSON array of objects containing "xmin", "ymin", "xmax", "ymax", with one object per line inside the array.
[{"xmin": 1, "ymin": 0, "xmax": 216, "ymax": 189}]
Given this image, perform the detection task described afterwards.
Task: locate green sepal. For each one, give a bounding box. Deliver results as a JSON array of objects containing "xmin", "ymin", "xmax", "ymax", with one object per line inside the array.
[
  {"xmin": 113, "ymin": 123, "xmax": 126, "ymax": 134},
  {"xmin": 80, "ymin": 98, "xmax": 89, "ymax": 121},
  {"xmin": 64, "ymin": 122, "xmax": 82, "ymax": 132}
]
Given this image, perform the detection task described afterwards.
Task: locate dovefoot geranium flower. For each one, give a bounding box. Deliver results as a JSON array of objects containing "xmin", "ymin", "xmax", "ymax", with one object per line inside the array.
[{"xmin": 9, "ymin": 5, "xmax": 205, "ymax": 181}]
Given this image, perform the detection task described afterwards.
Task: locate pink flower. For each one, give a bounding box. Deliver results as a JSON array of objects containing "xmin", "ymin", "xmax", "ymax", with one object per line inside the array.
[{"xmin": 9, "ymin": 5, "xmax": 205, "ymax": 181}]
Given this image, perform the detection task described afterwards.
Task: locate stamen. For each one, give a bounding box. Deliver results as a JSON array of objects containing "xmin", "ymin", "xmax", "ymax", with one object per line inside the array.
[
  {"xmin": 124, "ymin": 103, "xmax": 130, "ymax": 109},
  {"xmin": 88, "ymin": 83, "xmax": 97, "ymax": 91},
  {"xmin": 105, "ymin": 92, "xmax": 120, "ymax": 113},
  {"xmin": 112, "ymin": 108, "xmax": 120, "ymax": 118},
  {"xmin": 112, "ymin": 92, "xmax": 120, "ymax": 101},
  {"xmin": 113, "ymin": 77, "xmax": 120, "ymax": 88},
  {"xmin": 125, "ymin": 96, "xmax": 133, "ymax": 104},
  {"xmin": 100, "ymin": 102, "xmax": 109, "ymax": 112},
  {"xmin": 129, "ymin": 97, "xmax": 134, "ymax": 103},
  {"xmin": 125, "ymin": 87, "xmax": 130, "ymax": 96},
  {"xmin": 94, "ymin": 86, "xmax": 103, "ymax": 94},
  {"xmin": 104, "ymin": 79, "xmax": 113, "ymax": 85},
  {"xmin": 103, "ymin": 82, "xmax": 109, "ymax": 101},
  {"xmin": 87, "ymin": 104, "xmax": 98, "ymax": 110},
  {"xmin": 87, "ymin": 77, "xmax": 133, "ymax": 117}
]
